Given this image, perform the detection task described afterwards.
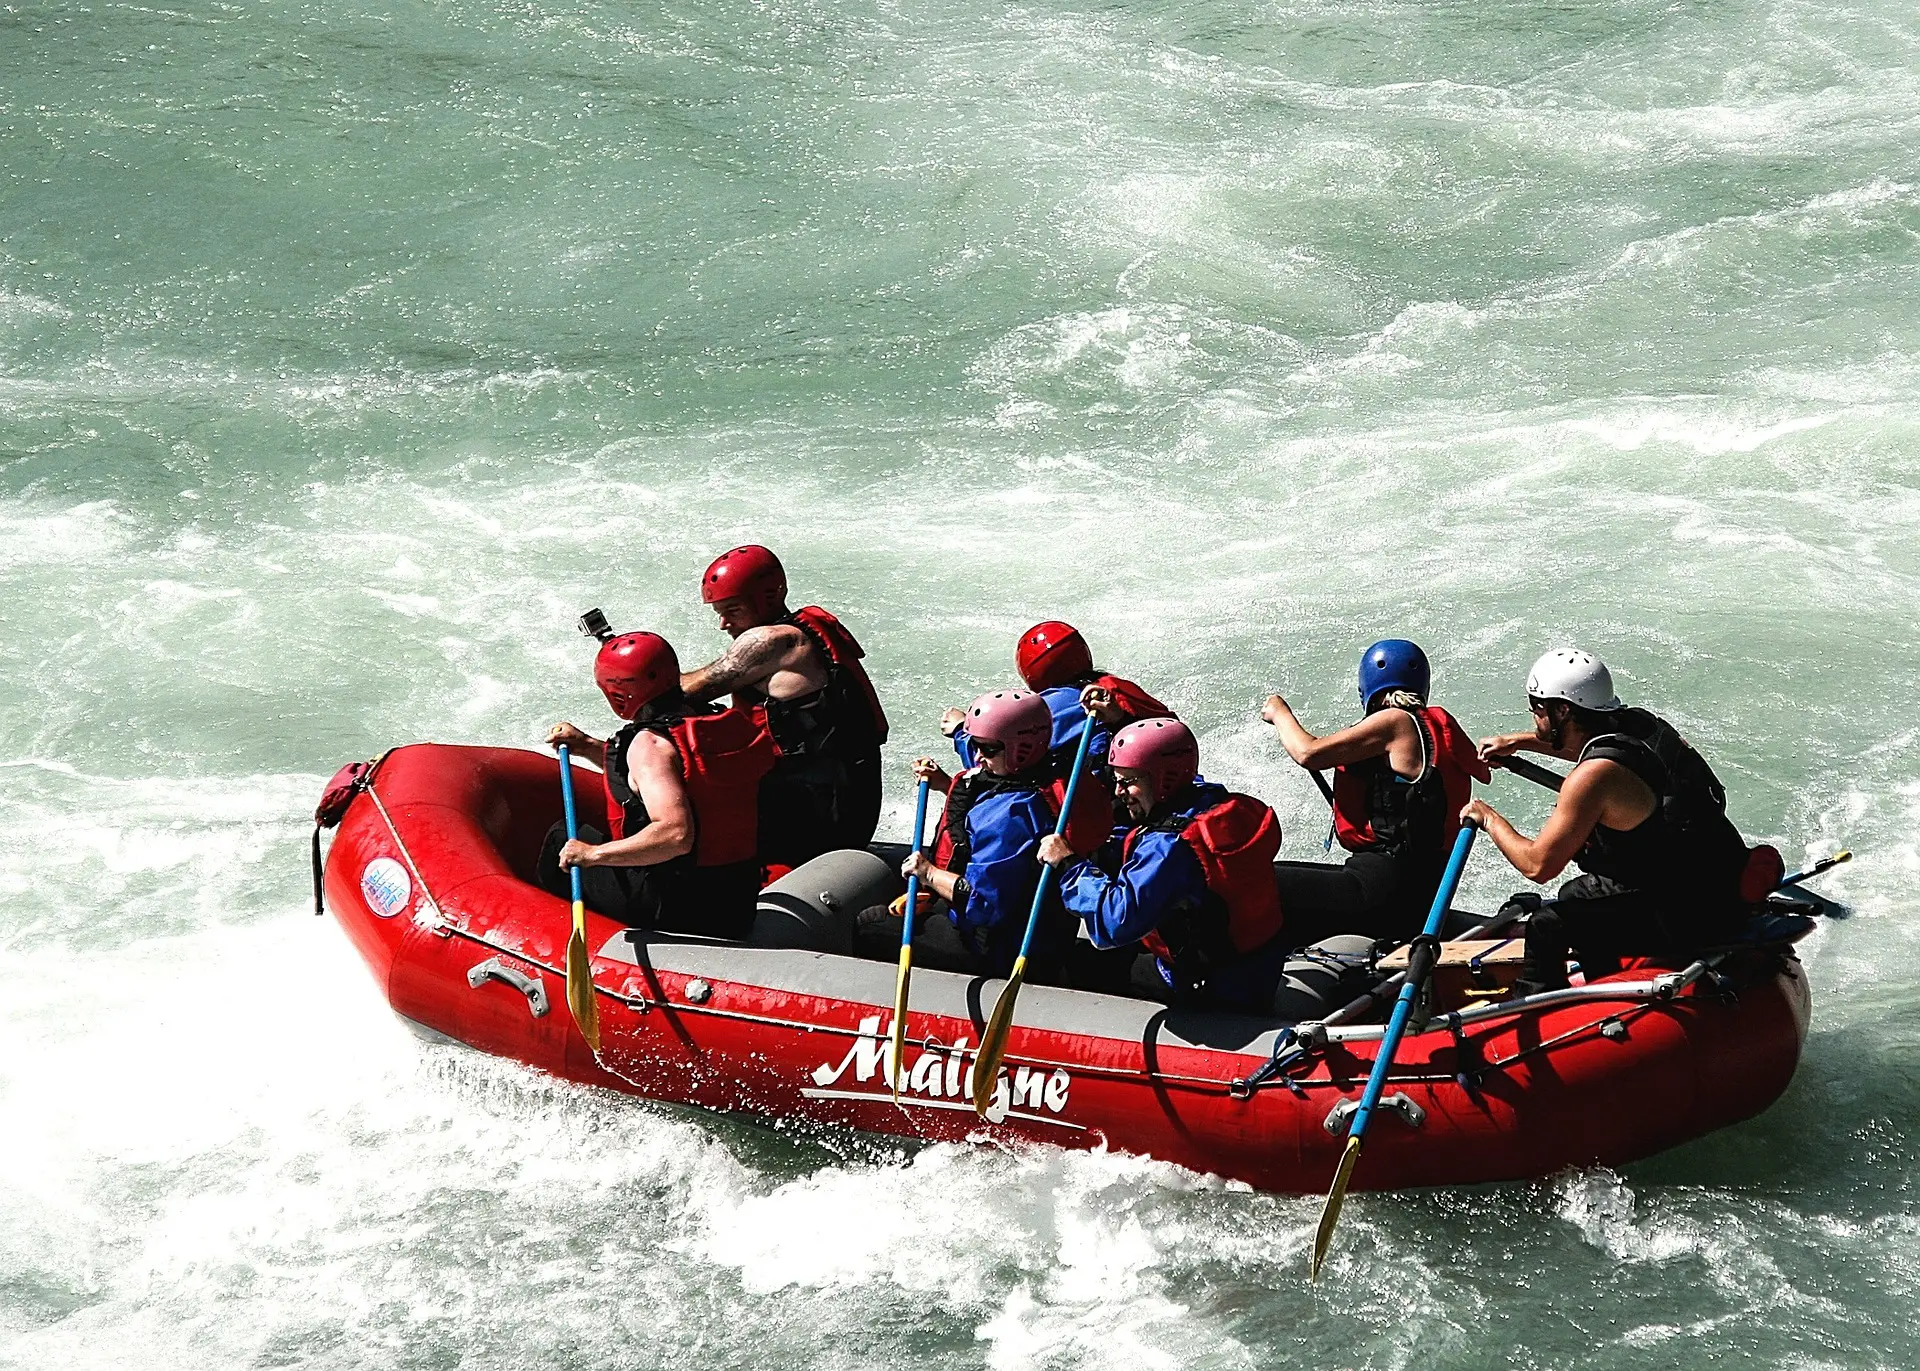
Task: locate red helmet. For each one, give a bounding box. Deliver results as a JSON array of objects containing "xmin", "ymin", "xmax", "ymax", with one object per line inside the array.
[
  {"xmin": 964, "ymin": 689, "xmax": 1054, "ymax": 772},
  {"xmin": 1108, "ymin": 718, "xmax": 1199, "ymax": 805},
  {"xmin": 595, "ymin": 632, "xmax": 679, "ymax": 720},
  {"xmin": 1014, "ymin": 620, "xmax": 1093, "ymax": 691},
  {"xmin": 700, "ymin": 545, "xmax": 787, "ymax": 620}
]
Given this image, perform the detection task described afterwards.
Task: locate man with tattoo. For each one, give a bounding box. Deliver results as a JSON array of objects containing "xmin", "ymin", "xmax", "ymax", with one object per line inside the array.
[{"xmin": 680, "ymin": 545, "xmax": 889, "ymax": 868}]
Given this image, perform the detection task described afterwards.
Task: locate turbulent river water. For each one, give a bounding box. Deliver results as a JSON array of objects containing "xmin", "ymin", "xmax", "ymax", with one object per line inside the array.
[{"xmin": 5, "ymin": 1, "xmax": 1919, "ymax": 1366}]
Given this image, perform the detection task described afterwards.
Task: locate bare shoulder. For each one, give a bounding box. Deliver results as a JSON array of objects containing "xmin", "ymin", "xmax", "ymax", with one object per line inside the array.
[
  {"xmin": 628, "ymin": 728, "xmax": 683, "ymax": 777},
  {"xmin": 1564, "ymin": 755, "xmax": 1649, "ymax": 812},
  {"xmin": 1335, "ymin": 708, "xmax": 1407, "ymax": 748},
  {"xmin": 737, "ymin": 621, "xmax": 809, "ymax": 659},
  {"xmin": 630, "ymin": 728, "xmax": 679, "ymax": 758}
]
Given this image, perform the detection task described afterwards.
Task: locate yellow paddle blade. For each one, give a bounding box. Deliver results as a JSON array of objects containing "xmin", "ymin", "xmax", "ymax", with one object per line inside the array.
[
  {"xmin": 971, "ymin": 958, "xmax": 1027, "ymax": 1117},
  {"xmin": 1310, "ymin": 1135, "xmax": 1364, "ymax": 1281},
  {"xmin": 888, "ymin": 945, "xmax": 914, "ymax": 1104},
  {"xmin": 565, "ymin": 912, "xmax": 600, "ymax": 1053}
]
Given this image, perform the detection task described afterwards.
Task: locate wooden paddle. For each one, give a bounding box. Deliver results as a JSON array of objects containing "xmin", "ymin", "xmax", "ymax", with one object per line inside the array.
[
  {"xmin": 888, "ymin": 778, "xmax": 933, "ymax": 1103},
  {"xmin": 556, "ymin": 745, "xmax": 603, "ymax": 1052},
  {"xmin": 1310, "ymin": 821, "xmax": 1478, "ymax": 1280},
  {"xmin": 970, "ymin": 715, "xmax": 1098, "ymax": 1118}
]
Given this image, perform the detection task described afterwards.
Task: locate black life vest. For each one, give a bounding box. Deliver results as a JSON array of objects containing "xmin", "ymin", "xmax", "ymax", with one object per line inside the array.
[
  {"xmin": 604, "ymin": 706, "xmax": 778, "ymax": 868},
  {"xmin": 758, "ymin": 607, "xmax": 888, "ymax": 759},
  {"xmin": 1332, "ymin": 705, "xmax": 1488, "ymax": 873},
  {"xmin": 1574, "ymin": 707, "xmax": 1747, "ymax": 904}
]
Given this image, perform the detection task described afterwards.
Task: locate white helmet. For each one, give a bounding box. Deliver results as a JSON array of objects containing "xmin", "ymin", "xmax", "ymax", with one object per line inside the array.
[{"xmin": 1526, "ymin": 649, "xmax": 1621, "ymax": 712}]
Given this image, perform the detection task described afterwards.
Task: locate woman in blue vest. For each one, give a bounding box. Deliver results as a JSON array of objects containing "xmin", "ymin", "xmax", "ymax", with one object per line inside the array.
[{"xmin": 853, "ymin": 689, "xmax": 1105, "ymax": 979}]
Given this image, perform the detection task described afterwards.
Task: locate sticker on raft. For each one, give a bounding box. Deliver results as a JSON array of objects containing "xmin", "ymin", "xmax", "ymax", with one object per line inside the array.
[
  {"xmin": 360, "ymin": 857, "xmax": 412, "ymax": 918},
  {"xmin": 804, "ymin": 1014, "xmax": 1082, "ymax": 1129}
]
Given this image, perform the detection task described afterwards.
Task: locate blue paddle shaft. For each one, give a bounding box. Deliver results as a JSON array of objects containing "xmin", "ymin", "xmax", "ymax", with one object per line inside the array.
[
  {"xmin": 899, "ymin": 778, "xmax": 932, "ymax": 949},
  {"xmin": 1012, "ymin": 714, "xmax": 1099, "ymax": 965},
  {"xmin": 557, "ymin": 744, "xmax": 585, "ymax": 906},
  {"xmin": 1344, "ymin": 823, "xmax": 1478, "ymax": 1141}
]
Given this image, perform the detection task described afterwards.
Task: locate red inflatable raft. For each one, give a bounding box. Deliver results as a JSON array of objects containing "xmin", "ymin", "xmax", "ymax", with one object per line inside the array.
[{"xmin": 319, "ymin": 744, "xmax": 1814, "ymax": 1193}]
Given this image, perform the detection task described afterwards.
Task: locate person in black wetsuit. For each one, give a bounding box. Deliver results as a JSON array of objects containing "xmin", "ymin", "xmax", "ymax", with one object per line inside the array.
[
  {"xmin": 678, "ymin": 544, "xmax": 888, "ymax": 870},
  {"xmin": 1259, "ymin": 639, "xmax": 1489, "ymax": 944},
  {"xmin": 540, "ymin": 629, "xmax": 775, "ymax": 939},
  {"xmin": 1461, "ymin": 648, "xmax": 1753, "ymax": 993}
]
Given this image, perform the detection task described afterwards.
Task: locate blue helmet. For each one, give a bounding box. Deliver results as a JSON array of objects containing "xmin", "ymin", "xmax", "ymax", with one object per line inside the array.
[{"xmin": 1358, "ymin": 639, "xmax": 1430, "ymax": 709}]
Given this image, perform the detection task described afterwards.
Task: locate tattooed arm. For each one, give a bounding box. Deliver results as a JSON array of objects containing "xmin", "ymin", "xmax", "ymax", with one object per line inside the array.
[{"xmin": 679, "ymin": 624, "xmax": 807, "ymax": 703}]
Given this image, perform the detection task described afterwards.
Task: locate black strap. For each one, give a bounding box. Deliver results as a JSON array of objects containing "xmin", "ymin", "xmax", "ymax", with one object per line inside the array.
[{"xmin": 312, "ymin": 826, "xmax": 325, "ymax": 916}]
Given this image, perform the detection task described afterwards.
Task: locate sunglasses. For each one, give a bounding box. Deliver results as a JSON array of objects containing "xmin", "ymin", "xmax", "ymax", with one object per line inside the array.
[{"xmin": 972, "ymin": 739, "xmax": 1006, "ymax": 759}]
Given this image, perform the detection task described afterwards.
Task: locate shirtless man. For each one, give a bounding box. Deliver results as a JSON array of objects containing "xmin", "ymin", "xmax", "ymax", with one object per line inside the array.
[{"xmin": 679, "ymin": 545, "xmax": 888, "ymax": 867}]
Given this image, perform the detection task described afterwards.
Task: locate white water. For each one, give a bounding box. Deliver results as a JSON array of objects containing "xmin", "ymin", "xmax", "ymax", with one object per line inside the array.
[{"xmin": 6, "ymin": 0, "xmax": 1920, "ymax": 1365}]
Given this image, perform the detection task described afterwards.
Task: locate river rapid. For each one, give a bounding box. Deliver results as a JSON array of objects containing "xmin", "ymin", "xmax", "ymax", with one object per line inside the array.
[{"xmin": 4, "ymin": 1, "xmax": 1918, "ymax": 1367}]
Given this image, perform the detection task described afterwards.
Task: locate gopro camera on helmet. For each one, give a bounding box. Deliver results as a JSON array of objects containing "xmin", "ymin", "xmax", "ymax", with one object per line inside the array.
[{"xmin": 577, "ymin": 607, "xmax": 613, "ymax": 642}]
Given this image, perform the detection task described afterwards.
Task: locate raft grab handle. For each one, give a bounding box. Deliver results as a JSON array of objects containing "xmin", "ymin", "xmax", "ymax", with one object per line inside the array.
[
  {"xmin": 467, "ymin": 957, "xmax": 551, "ymax": 1018},
  {"xmin": 1324, "ymin": 1092, "xmax": 1424, "ymax": 1135}
]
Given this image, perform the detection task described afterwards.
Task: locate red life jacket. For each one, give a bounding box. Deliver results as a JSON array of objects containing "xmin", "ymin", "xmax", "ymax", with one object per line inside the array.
[
  {"xmin": 768, "ymin": 605, "xmax": 888, "ymax": 750},
  {"xmin": 1087, "ymin": 673, "xmax": 1173, "ymax": 725},
  {"xmin": 930, "ymin": 766, "xmax": 1107, "ymax": 873},
  {"xmin": 603, "ymin": 707, "xmax": 778, "ymax": 867},
  {"xmin": 1125, "ymin": 792, "xmax": 1284, "ymax": 957},
  {"xmin": 1332, "ymin": 704, "xmax": 1489, "ymax": 866}
]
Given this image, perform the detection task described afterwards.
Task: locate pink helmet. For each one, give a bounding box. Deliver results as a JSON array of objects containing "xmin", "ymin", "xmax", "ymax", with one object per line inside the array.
[
  {"xmin": 964, "ymin": 689, "xmax": 1053, "ymax": 772},
  {"xmin": 1108, "ymin": 718, "xmax": 1199, "ymax": 803}
]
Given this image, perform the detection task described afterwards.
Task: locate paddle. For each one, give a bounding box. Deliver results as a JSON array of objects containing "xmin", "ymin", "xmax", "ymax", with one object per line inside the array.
[
  {"xmin": 1781, "ymin": 849, "xmax": 1850, "ymax": 888},
  {"xmin": 1494, "ymin": 754, "xmax": 1565, "ymax": 792},
  {"xmin": 555, "ymin": 745, "xmax": 603, "ymax": 1052},
  {"xmin": 888, "ymin": 778, "xmax": 934, "ymax": 1103},
  {"xmin": 970, "ymin": 714, "xmax": 1099, "ymax": 1118},
  {"xmin": 1310, "ymin": 821, "xmax": 1478, "ymax": 1281},
  {"xmin": 1310, "ymin": 768, "xmax": 1336, "ymax": 851}
]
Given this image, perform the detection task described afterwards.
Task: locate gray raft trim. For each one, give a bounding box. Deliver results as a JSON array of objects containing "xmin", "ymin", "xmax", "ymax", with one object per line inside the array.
[{"xmin": 596, "ymin": 931, "xmax": 1295, "ymax": 1060}]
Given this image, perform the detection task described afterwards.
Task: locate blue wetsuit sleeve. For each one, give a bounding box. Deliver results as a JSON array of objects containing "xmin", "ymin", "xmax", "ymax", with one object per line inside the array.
[
  {"xmin": 1057, "ymin": 830, "xmax": 1207, "ymax": 949},
  {"xmin": 1044, "ymin": 687, "xmax": 1111, "ymax": 766},
  {"xmin": 956, "ymin": 793, "xmax": 1048, "ymax": 936},
  {"xmin": 951, "ymin": 728, "xmax": 977, "ymax": 769}
]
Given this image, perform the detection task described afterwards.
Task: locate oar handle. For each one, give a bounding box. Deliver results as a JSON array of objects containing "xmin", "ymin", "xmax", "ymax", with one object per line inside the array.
[
  {"xmin": 1344, "ymin": 823, "xmax": 1477, "ymax": 1142},
  {"xmin": 557, "ymin": 744, "xmax": 585, "ymax": 906},
  {"xmin": 1780, "ymin": 849, "xmax": 1850, "ymax": 889},
  {"xmin": 1012, "ymin": 713, "xmax": 1099, "ymax": 965},
  {"xmin": 1498, "ymin": 755, "xmax": 1565, "ymax": 792},
  {"xmin": 900, "ymin": 779, "xmax": 932, "ymax": 945},
  {"xmin": 1310, "ymin": 769, "xmax": 1335, "ymax": 805}
]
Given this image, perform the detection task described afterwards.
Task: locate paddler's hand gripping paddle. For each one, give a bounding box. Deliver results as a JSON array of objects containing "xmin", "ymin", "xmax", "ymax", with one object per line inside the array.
[
  {"xmin": 1310, "ymin": 821, "xmax": 1478, "ymax": 1280},
  {"xmin": 556, "ymin": 745, "xmax": 602, "ymax": 1052},
  {"xmin": 889, "ymin": 778, "xmax": 933, "ymax": 1104},
  {"xmin": 971, "ymin": 711, "xmax": 1098, "ymax": 1118}
]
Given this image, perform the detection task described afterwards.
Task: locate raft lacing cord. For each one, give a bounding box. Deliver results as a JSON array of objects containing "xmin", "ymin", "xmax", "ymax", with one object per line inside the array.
[{"xmin": 355, "ymin": 782, "xmax": 1243, "ymax": 1092}]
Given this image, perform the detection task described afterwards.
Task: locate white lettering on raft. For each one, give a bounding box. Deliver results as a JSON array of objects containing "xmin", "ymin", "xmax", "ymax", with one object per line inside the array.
[{"xmin": 804, "ymin": 1014, "xmax": 1080, "ymax": 1130}]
